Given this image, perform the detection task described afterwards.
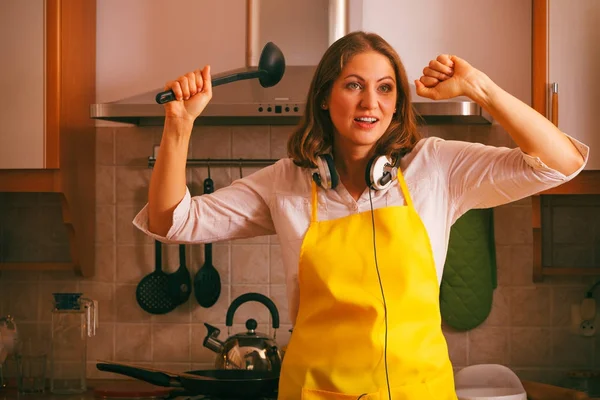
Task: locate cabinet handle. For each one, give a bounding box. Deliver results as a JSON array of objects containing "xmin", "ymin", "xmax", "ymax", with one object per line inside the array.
[{"xmin": 551, "ymin": 82, "xmax": 558, "ymax": 127}]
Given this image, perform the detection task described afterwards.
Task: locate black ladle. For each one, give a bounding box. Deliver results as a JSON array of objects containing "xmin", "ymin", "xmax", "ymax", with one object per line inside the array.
[{"xmin": 155, "ymin": 42, "xmax": 286, "ymax": 104}]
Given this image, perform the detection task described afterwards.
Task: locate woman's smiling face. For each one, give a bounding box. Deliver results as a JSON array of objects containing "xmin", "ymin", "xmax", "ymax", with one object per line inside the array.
[{"xmin": 324, "ymin": 50, "xmax": 397, "ymax": 152}]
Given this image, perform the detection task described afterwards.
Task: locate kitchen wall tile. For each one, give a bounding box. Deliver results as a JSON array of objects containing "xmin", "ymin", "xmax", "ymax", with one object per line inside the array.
[
  {"xmin": 230, "ymin": 285, "xmax": 270, "ymax": 325},
  {"xmin": 96, "ymin": 206, "xmax": 116, "ymax": 244},
  {"xmin": 509, "ymin": 245, "xmax": 535, "ymax": 286},
  {"xmin": 93, "ymin": 244, "xmax": 117, "ymax": 283},
  {"xmin": 231, "ymin": 244, "xmax": 269, "ymax": 284},
  {"xmin": 494, "ymin": 205, "xmax": 533, "ymax": 245},
  {"xmin": 270, "ymin": 245, "xmax": 285, "ymax": 284},
  {"xmin": 269, "ymin": 284, "xmax": 290, "ymax": 325},
  {"xmin": 270, "ymin": 126, "xmax": 293, "ymax": 159},
  {"xmin": 116, "ymin": 244, "xmax": 154, "ymax": 284},
  {"xmin": 484, "ymin": 287, "xmax": 510, "ymax": 326},
  {"xmin": 551, "ymin": 286, "xmax": 587, "ymax": 327},
  {"xmin": 96, "ymin": 127, "xmax": 115, "ymax": 165},
  {"xmin": 114, "ymin": 284, "xmax": 152, "ymax": 323},
  {"xmin": 116, "ymin": 205, "xmax": 153, "ymax": 245},
  {"xmin": 190, "ymin": 126, "xmax": 232, "ymax": 158},
  {"xmin": 152, "ymin": 324, "xmax": 191, "ymax": 362},
  {"xmin": 96, "ymin": 166, "xmax": 115, "ymax": 205},
  {"xmin": 510, "ymin": 327, "xmax": 553, "ymax": 366},
  {"xmin": 152, "ymin": 300, "xmax": 192, "ymax": 324},
  {"xmin": 510, "ymin": 287, "xmax": 551, "ymax": 327},
  {"xmin": 551, "ymin": 328, "xmax": 593, "ymax": 368},
  {"xmin": 87, "ymin": 323, "xmax": 115, "ymax": 361},
  {"xmin": 468, "ymin": 326, "xmax": 509, "ymax": 365},
  {"xmin": 115, "ymin": 126, "xmax": 160, "ymax": 166},
  {"xmin": 232, "ymin": 126, "xmax": 270, "ymax": 158},
  {"xmin": 494, "ymin": 245, "xmax": 511, "ymax": 286},
  {"xmin": 115, "ymin": 167, "xmax": 152, "ymax": 205},
  {"xmin": 442, "ymin": 326, "xmax": 467, "ymax": 367},
  {"xmin": 191, "ymin": 285, "xmax": 231, "ymax": 326},
  {"xmin": 114, "ymin": 324, "xmax": 152, "ymax": 361},
  {"xmin": 80, "ymin": 281, "xmax": 116, "ymax": 323}
]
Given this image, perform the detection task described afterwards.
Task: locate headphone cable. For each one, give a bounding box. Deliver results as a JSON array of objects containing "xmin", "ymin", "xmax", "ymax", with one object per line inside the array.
[{"xmin": 368, "ymin": 188, "xmax": 392, "ymax": 400}]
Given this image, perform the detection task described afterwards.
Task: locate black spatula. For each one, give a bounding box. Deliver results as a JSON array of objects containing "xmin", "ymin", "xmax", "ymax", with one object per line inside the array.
[
  {"xmin": 193, "ymin": 177, "xmax": 222, "ymax": 308},
  {"xmin": 136, "ymin": 240, "xmax": 178, "ymax": 314}
]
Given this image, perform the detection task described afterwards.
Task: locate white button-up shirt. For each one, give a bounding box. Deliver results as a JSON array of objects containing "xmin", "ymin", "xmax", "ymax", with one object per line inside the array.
[{"xmin": 134, "ymin": 135, "xmax": 589, "ymax": 324}]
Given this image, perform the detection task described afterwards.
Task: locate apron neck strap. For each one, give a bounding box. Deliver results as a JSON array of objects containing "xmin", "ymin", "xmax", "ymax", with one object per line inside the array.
[{"xmin": 395, "ymin": 167, "xmax": 414, "ymax": 208}]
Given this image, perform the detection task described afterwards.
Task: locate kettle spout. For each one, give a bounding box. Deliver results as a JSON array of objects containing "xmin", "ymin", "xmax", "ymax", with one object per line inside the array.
[{"xmin": 203, "ymin": 323, "xmax": 224, "ymax": 353}]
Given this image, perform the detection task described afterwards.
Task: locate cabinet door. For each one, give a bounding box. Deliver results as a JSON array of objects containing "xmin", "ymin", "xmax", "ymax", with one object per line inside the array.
[
  {"xmin": 0, "ymin": 0, "xmax": 45, "ymax": 169},
  {"xmin": 549, "ymin": 0, "xmax": 600, "ymax": 170},
  {"xmin": 359, "ymin": 0, "xmax": 532, "ymax": 105}
]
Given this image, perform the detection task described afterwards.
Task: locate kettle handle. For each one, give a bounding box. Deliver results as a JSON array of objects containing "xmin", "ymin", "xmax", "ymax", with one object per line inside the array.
[{"xmin": 225, "ymin": 293, "xmax": 280, "ymax": 329}]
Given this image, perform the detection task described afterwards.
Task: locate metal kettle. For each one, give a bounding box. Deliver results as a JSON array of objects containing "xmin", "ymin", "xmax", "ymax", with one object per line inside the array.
[{"xmin": 203, "ymin": 293, "xmax": 282, "ymax": 372}]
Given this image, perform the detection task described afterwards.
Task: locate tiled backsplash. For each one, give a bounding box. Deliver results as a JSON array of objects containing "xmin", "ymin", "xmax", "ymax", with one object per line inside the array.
[{"xmin": 0, "ymin": 123, "xmax": 598, "ymax": 387}]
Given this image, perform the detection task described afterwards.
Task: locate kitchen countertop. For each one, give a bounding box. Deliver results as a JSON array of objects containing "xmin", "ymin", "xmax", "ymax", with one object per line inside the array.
[
  {"xmin": 2, "ymin": 380, "xmax": 598, "ymax": 400},
  {"xmin": 0, "ymin": 380, "xmax": 174, "ymax": 400}
]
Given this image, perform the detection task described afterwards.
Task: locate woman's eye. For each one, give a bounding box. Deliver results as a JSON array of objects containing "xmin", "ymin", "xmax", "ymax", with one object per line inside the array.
[
  {"xmin": 379, "ymin": 84, "xmax": 393, "ymax": 93},
  {"xmin": 347, "ymin": 82, "xmax": 361, "ymax": 90}
]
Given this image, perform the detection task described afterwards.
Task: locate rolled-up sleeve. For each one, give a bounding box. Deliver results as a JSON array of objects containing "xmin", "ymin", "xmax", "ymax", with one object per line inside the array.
[
  {"xmin": 433, "ymin": 134, "xmax": 589, "ymax": 223},
  {"xmin": 132, "ymin": 162, "xmax": 278, "ymax": 244}
]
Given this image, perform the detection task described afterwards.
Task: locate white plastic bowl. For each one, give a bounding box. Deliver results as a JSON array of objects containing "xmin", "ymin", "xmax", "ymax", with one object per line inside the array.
[{"xmin": 456, "ymin": 387, "xmax": 527, "ymax": 400}]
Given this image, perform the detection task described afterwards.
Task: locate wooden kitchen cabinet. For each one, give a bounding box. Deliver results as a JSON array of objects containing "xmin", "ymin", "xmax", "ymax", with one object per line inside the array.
[
  {"xmin": 0, "ymin": 0, "xmax": 96, "ymax": 277},
  {"xmin": 531, "ymin": 0, "xmax": 600, "ymax": 281}
]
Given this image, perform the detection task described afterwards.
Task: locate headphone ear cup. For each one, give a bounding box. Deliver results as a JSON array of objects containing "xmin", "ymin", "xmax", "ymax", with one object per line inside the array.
[
  {"xmin": 313, "ymin": 154, "xmax": 339, "ymax": 189},
  {"xmin": 366, "ymin": 155, "xmax": 394, "ymax": 191}
]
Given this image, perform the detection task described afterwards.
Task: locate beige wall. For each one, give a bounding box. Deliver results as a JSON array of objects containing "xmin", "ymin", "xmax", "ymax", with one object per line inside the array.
[{"xmin": 0, "ymin": 123, "xmax": 598, "ymax": 387}]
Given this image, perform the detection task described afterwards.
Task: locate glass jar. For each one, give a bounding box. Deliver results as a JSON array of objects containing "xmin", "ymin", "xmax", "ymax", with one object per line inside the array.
[{"xmin": 50, "ymin": 293, "xmax": 97, "ymax": 394}]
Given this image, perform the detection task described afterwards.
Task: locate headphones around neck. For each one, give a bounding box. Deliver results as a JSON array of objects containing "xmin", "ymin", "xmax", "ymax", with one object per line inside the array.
[{"xmin": 312, "ymin": 154, "xmax": 399, "ymax": 191}]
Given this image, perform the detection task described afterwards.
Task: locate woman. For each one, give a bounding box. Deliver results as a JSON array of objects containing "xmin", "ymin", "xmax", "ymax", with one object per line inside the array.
[{"xmin": 134, "ymin": 32, "xmax": 587, "ymax": 399}]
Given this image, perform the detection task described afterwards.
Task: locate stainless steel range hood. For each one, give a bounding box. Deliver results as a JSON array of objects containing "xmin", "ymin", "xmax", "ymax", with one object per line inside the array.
[
  {"xmin": 90, "ymin": 66, "xmax": 491, "ymax": 126},
  {"xmin": 90, "ymin": 1, "xmax": 491, "ymax": 126}
]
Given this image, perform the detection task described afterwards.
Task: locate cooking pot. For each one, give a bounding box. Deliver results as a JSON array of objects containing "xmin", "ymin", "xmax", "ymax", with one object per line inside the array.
[{"xmin": 203, "ymin": 292, "xmax": 282, "ymax": 372}]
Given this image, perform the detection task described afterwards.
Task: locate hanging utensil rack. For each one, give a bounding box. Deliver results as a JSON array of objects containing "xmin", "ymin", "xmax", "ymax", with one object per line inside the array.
[{"xmin": 147, "ymin": 146, "xmax": 278, "ymax": 168}]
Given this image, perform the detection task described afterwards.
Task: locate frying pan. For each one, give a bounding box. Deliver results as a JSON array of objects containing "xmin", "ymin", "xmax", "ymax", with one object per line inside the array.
[
  {"xmin": 155, "ymin": 41, "xmax": 285, "ymax": 104},
  {"xmin": 96, "ymin": 362, "xmax": 278, "ymax": 398}
]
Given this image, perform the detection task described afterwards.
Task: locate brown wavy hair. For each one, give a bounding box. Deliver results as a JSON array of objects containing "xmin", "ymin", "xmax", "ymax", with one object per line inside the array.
[{"xmin": 287, "ymin": 31, "xmax": 421, "ymax": 168}]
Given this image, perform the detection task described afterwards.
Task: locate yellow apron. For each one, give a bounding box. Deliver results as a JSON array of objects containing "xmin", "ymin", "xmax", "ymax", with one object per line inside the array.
[{"xmin": 278, "ymin": 168, "xmax": 457, "ymax": 400}]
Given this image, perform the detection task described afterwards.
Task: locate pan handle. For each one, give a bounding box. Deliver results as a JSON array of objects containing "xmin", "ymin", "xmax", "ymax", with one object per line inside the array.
[{"xmin": 96, "ymin": 363, "xmax": 183, "ymax": 388}]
